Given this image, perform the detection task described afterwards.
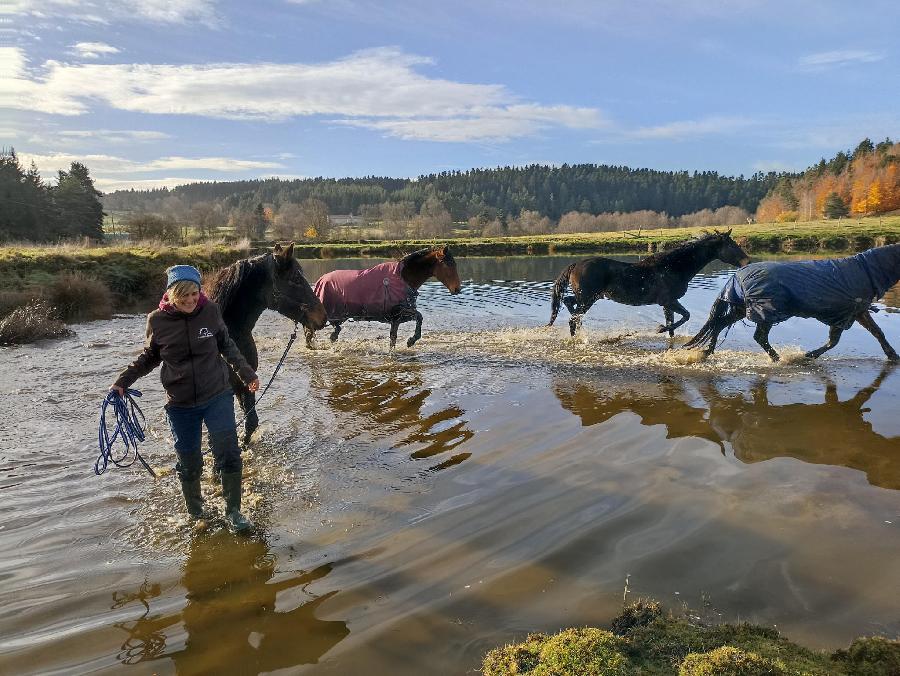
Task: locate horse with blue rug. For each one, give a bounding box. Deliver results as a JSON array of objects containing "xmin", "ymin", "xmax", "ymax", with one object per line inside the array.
[{"xmin": 684, "ymin": 243, "xmax": 900, "ymax": 361}]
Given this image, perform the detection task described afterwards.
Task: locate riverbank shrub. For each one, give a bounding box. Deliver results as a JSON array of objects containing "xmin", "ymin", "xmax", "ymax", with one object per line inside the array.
[
  {"xmin": 0, "ymin": 300, "xmax": 72, "ymax": 345},
  {"xmin": 47, "ymin": 273, "xmax": 113, "ymax": 322}
]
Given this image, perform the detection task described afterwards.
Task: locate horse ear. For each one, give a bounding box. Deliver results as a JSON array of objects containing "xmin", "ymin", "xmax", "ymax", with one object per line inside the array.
[
  {"xmin": 726, "ymin": 228, "xmax": 733, "ymax": 236},
  {"xmin": 285, "ymin": 242, "xmax": 294, "ymax": 259},
  {"xmin": 274, "ymin": 243, "xmax": 283, "ymax": 255},
  {"xmin": 434, "ymin": 247, "xmax": 446, "ymax": 261}
]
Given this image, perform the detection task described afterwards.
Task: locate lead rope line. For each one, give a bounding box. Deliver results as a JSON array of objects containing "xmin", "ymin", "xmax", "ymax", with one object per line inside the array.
[
  {"xmin": 96, "ymin": 388, "xmax": 157, "ymax": 478},
  {"xmin": 236, "ymin": 321, "xmax": 299, "ymax": 428}
]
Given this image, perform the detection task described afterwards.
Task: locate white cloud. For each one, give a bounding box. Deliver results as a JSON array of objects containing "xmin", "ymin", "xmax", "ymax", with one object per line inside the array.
[
  {"xmin": 57, "ymin": 129, "xmax": 171, "ymax": 141},
  {"xmin": 71, "ymin": 42, "xmax": 120, "ymax": 59},
  {"xmin": 798, "ymin": 50, "xmax": 885, "ymax": 70},
  {"xmin": 752, "ymin": 160, "xmax": 801, "ymax": 173},
  {"xmin": 7, "ymin": 0, "xmax": 217, "ymax": 25},
  {"xmin": 626, "ymin": 116, "xmax": 755, "ymax": 140},
  {"xmin": 17, "ymin": 151, "xmax": 284, "ymax": 180},
  {"xmin": 94, "ymin": 177, "xmax": 207, "ymax": 191},
  {"xmin": 1, "ymin": 46, "xmax": 606, "ymax": 142}
]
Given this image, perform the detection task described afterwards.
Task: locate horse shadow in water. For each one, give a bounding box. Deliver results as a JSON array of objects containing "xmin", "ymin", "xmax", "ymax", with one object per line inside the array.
[
  {"xmin": 310, "ymin": 356, "xmax": 474, "ymax": 471},
  {"xmin": 208, "ymin": 242, "xmax": 327, "ymax": 443},
  {"xmin": 684, "ymin": 243, "xmax": 900, "ymax": 361},
  {"xmin": 552, "ymin": 371, "xmax": 725, "ymax": 450},
  {"xmin": 305, "ymin": 246, "xmax": 462, "ymax": 349},
  {"xmin": 549, "ymin": 230, "xmax": 749, "ymax": 337},
  {"xmin": 111, "ymin": 531, "xmax": 349, "ymax": 670},
  {"xmin": 701, "ymin": 365, "xmax": 899, "ymax": 490}
]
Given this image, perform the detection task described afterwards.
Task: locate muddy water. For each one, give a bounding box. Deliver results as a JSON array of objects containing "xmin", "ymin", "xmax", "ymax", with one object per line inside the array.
[{"xmin": 1, "ymin": 255, "xmax": 899, "ymax": 674}]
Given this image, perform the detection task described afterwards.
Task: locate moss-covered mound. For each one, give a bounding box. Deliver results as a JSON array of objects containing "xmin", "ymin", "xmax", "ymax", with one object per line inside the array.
[{"xmin": 482, "ymin": 601, "xmax": 900, "ymax": 676}]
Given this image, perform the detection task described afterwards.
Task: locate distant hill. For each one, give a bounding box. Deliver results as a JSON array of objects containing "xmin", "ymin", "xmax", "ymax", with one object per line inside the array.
[{"xmin": 102, "ymin": 163, "xmax": 786, "ymax": 220}]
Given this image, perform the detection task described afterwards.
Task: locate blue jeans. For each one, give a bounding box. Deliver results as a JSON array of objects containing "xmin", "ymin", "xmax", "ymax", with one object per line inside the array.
[{"xmin": 166, "ymin": 389, "xmax": 241, "ymax": 481}]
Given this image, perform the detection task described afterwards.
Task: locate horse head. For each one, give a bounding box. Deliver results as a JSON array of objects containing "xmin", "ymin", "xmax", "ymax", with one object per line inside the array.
[
  {"xmin": 269, "ymin": 242, "xmax": 327, "ymax": 330},
  {"xmin": 430, "ymin": 245, "xmax": 462, "ymax": 295},
  {"xmin": 712, "ymin": 229, "xmax": 750, "ymax": 267}
]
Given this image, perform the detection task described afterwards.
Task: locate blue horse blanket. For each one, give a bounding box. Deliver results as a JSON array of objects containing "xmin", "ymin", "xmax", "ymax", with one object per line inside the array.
[{"xmin": 721, "ymin": 244, "xmax": 900, "ymax": 329}]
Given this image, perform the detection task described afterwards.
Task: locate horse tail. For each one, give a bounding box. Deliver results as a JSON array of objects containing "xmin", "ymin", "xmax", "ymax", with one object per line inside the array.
[
  {"xmin": 683, "ymin": 296, "xmax": 731, "ymax": 349},
  {"xmin": 549, "ymin": 263, "xmax": 576, "ymax": 326}
]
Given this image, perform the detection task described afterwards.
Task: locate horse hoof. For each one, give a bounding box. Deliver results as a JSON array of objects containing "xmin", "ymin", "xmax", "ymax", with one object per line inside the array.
[{"xmin": 406, "ymin": 337, "xmax": 418, "ymax": 348}]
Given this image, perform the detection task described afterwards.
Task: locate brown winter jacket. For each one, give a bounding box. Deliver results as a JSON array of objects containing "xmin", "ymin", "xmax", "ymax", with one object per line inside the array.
[{"xmin": 114, "ymin": 300, "xmax": 256, "ymax": 407}]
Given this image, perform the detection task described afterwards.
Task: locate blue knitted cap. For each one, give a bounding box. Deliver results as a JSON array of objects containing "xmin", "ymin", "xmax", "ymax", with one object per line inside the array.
[{"xmin": 166, "ymin": 265, "xmax": 202, "ymax": 289}]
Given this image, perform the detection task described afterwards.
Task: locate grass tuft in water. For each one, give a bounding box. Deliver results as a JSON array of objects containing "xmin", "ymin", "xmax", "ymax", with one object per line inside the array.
[{"xmin": 482, "ymin": 600, "xmax": 900, "ymax": 675}]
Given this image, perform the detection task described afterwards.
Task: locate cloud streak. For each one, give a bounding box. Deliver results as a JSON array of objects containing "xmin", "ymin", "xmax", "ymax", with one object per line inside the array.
[
  {"xmin": 798, "ymin": 50, "xmax": 885, "ymax": 70},
  {"xmin": 7, "ymin": 0, "xmax": 218, "ymax": 25},
  {"xmin": 70, "ymin": 42, "xmax": 121, "ymax": 59},
  {"xmin": 2, "ymin": 47, "xmax": 606, "ymax": 142}
]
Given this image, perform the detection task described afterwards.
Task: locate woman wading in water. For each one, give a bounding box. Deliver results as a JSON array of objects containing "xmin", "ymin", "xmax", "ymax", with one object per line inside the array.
[{"xmin": 111, "ymin": 265, "xmax": 260, "ymax": 532}]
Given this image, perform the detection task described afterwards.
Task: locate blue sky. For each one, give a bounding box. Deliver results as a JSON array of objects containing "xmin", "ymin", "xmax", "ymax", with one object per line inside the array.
[{"xmin": 2, "ymin": 0, "xmax": 898, "ymax": 192}]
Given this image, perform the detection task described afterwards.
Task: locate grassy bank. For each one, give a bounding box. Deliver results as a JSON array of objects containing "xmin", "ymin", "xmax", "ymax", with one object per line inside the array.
[
  {"xmin": 280, "ymin": 215, "xmax": 900, "ymax": 259},
  {"xmin": 0, "ymin": 241, "xmax": 250, "ymax": 344},
  {"xmin": 483, "ymin": 600, "xmax": 900, "ymax": 675}
]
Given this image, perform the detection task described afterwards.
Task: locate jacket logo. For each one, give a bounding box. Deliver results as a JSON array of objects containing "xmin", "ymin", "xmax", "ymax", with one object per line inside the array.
[{"xmin": 197, "ymin": 327, "xmax": 214, "ymax": 339}]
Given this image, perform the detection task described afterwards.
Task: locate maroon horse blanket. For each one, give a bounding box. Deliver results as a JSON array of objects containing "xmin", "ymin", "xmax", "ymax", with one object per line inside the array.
[{"xmin": 314, "ymin": 261, "xmax": 417, "ymax": 322}]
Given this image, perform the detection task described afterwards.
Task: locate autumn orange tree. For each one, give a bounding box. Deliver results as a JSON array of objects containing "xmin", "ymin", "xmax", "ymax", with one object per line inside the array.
[{"xmin": 755, "ymin": 138, "xmax": 900, "ymax": 222}]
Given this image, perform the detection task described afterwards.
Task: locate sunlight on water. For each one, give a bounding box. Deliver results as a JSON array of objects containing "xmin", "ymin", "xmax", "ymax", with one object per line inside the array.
[{"xmin": 1, "ymin": 256, "xmax": 899, "ymax": 675}]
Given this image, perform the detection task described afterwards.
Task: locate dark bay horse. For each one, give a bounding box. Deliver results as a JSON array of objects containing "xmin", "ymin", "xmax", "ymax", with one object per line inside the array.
[
  {"xmin": 549, "ymin": 230, "xmax": 749, "ymax": 336},
  {"xmin": 683, "ymin": 244, "xmax": 900, "ymax": 362},
  {"xmin": 209, "ymin": 242, "xmax": 327, "ymax": 442},
  {"xmin": 305, "ymin": 245, "xmax": 462, "ymax": 349}
]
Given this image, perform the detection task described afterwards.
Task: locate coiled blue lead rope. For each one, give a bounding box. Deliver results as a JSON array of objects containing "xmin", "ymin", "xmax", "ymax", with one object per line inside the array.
[{"xmin": 96, "ymin": 388, "xmax": 157, "ymax": 477}]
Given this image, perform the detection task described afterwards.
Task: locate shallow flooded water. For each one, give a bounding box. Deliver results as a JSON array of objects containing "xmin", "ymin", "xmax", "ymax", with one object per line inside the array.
[{"xmin": 1, "ymin": 255, "xmax": 899, "ymax": 674}]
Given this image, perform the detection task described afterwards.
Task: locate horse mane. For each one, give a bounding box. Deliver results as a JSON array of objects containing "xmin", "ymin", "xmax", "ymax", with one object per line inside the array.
[
  {"xmin": 638, "ymin": 231, "xmax": 725, "ymax": 268},
  {"xmin": 399, "ymin": 247, "xmax": 434, "ymax": 265},
  {"xmin": 209, "ymin": 252, "xmax": 271, "ymax": 313}
]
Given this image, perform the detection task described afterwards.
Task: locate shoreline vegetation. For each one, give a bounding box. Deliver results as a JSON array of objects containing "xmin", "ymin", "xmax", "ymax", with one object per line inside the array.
[
  {"xmin": 482, "ymin": 600, "xmax": 900, "ymax": 675},
  {"xmin": 1, "ymin": 217, "xmax": 899, "ymax": 344}
]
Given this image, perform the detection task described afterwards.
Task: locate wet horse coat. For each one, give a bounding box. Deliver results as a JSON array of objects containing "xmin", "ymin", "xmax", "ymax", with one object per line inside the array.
[
  {"xmin": 685, "ymin": 243, "xmax": 900, "ymax": 361},
  {"xmin": 314, "ymin": 261, "xmax": 417, "ymax": 323},
  {"xmin": 721, "ymin": 246, "xmax": 900, "ymax": 329}
]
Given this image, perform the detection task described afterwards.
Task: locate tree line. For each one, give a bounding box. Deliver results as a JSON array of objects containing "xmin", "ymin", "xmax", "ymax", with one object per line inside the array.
[
  {"xmin": 0, "ymin": 149, "xmax": 104, "ymax": 242},
  {"xmin": 104, "ymin": 163, "xmax": 785, "ymax": 223},
  {"xmin": 755, "ymin": 138, "xmax": 900, "ymax": 222}
]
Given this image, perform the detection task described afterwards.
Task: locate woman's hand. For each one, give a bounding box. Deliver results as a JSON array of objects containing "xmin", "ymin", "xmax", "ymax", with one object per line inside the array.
[
  {"xmin": 247, "ymin": 378, "xmax": 260, "ymax": 393},
  {"xmin": 110, "ymin": 385, "xmax": 125, "ymax": 397}
]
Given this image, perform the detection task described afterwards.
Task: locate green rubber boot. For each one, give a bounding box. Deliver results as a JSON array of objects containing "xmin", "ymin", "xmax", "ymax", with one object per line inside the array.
[
  {"xmin": 180, "ymin": 478, "xmax": 204, "ymax": 519},
  {"xmin": 221, "ymin": 471, "xmax": 252, "ymax": 533}
]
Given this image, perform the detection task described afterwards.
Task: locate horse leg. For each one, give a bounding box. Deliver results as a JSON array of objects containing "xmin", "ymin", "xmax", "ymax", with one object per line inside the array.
[
  {"xmin": 568, "ymin": 299, "xmax": 592, "ymax": 337},
  {"xmin": 659, "ymin": 307, "xmax": 675, "ymax": 337},
  {"xmin": 805, "ymin": 325, "xmax": 843, "ymax": 359},
  {"xmin": 389, "ymin": 319, "xmax": 400, "ymax": 349},
  {"xmin": 304, "ymin": 326, "xmax": 315, "ymax": 349},
  {"xmin": 855, "ymin": 311, "xmax": 900, "ymax": 361},
  {"xmin": 329, "ymin": 321, "xmax": 342, "ymax": 343},
  {"xmin": 230, "ymin": 333, "xmax": 259, "ymax": 445},
  {"xmin": 753, "ymin": 322, "xmax": 780, "ymax": 362},
  {"xmin": 562, "ymin": 295, "xmax": 577, "ymax": 315},
  {"xmin": 666, "ymin": 300, "xmax": 690, "ymax": 333},
  {"xmin": 406, "ymin": 311, "xmax": 423, "ymax": 348}
]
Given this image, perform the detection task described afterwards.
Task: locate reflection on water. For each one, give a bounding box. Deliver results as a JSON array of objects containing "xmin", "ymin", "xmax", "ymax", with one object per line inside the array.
[
  {"xmin": 2, "ymin": 256, "xmax": 900, "ymax": 675},
  {"xmin": 706, "ymin": 366, "xmax": 900, "ymax": 490},
  {"xmin": 553, "ymin": 372, "xmax": 723, "ymax": 450},
  {"xmin": 312, "ymin": 356, "xmax": 474, "ymax": 471},
  {"xmin": 552, "ymin": 365, "xmax": 900, "ymax": 490},
  {"xmin": 113, "ymin": 532, "xmax": 348, "ymax": 672}
]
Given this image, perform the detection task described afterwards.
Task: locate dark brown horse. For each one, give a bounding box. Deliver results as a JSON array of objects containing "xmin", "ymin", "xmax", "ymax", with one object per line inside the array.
[
  {"xmin": 208, "ymin": 242, "xmax": 327, "ymax": 442},
  {"xmin": 549, "ymin": 230, "xmax": 749, "ymax": 337},
  {"xmin": 305, "ymin": 245, "xmax": 462, "ymax": 349}
]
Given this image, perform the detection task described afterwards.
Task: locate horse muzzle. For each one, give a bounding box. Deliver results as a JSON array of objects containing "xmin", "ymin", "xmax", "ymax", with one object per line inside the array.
[
  {"xmin": 739, "ymin": 257, "xmax": 751, "ymax": 267},
  {"xmin": 304, "ymin": 302, "xmax": 328, "ymax": 330}
]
